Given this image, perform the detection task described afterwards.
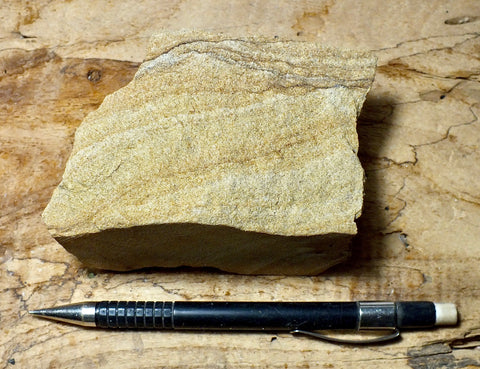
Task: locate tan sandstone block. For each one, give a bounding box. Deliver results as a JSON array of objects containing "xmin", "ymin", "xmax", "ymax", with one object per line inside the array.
[{"xmin": 42, "ymin": 31, "xmax": 376, "ymax": 274}]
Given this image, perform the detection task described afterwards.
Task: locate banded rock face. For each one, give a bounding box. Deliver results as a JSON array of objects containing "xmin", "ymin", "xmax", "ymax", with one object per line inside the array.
[{"xmin": 42, "ymin": 31, "xmax": 376, "ymax": 274}]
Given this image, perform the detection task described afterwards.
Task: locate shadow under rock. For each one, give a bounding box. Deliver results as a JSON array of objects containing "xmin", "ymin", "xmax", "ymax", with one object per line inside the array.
[
  {"xmin": 325, "ymin": 94, "xmax": 397, "ymax": 276},
  {"xmin": 58, "ymin": 223, "xmax": 352, "ymax": 276}
]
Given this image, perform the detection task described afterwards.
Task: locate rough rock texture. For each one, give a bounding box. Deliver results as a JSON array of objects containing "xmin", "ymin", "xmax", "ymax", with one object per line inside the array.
[{"xmin": 42, "ymin": 31, "xmax": 376, "ymax": 274}]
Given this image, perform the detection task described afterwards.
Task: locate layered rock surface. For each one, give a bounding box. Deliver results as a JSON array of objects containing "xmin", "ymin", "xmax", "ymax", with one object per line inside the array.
[{"xmin": 42, "ymin": 31, "xmax": 376, "ymax": 274}]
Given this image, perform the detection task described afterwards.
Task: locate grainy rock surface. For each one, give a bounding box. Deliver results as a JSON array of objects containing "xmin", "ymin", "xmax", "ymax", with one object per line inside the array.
[{"xmin": 42, "ymin": 31, "xmax": 376, "ymax": 274}]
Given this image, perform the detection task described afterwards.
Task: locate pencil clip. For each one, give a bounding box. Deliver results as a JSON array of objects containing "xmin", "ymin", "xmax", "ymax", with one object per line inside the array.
[{"xmin": 290, "ymin": 328, "xmax": 400, "ymax": 345}]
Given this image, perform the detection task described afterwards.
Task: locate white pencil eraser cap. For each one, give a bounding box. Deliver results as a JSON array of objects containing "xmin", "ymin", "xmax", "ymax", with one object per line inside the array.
[{"xmin": 434, "ymin": 303, "xmax": 458, "ymax": 325}]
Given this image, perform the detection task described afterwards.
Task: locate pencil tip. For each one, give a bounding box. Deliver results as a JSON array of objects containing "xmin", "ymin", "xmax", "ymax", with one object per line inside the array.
[{"xmin": 27, "ymin": 303, "xmax": 97, "ymax": 327}]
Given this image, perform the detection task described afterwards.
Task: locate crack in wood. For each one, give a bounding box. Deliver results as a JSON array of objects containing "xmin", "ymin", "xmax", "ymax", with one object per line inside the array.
[{"xmin": 371, "ymin": 32, "xmax": 480, "ymax": 53}]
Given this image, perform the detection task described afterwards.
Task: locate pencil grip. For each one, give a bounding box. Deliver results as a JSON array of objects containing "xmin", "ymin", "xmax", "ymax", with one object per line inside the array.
[{"xmin": 95, "ymin": 301, "xmax": 174, "ymax": 329}]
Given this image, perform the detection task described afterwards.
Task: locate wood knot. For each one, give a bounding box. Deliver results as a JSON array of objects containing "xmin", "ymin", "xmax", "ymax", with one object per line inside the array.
[{"xmin": 87, "ymin": 69, "xmax": 102, "ymax": 83}]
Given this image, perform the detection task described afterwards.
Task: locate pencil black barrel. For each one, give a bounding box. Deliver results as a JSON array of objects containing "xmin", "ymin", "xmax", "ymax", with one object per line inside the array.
[
  {"xmin": 95, "ymin": 301, "xmax": 359, "ymax": 330},
  {"xmin": 173, "ymin": 302, "xmax": 358, "ymax": 331}
]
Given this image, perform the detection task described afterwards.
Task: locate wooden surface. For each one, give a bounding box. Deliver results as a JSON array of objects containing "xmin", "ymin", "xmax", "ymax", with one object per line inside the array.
[{"xmin": 1, "ymin": 1, "xmax": 479, "ymax": 368}]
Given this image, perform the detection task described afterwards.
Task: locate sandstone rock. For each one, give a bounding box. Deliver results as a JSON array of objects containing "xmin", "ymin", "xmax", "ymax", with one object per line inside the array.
[{"xmin": 42, "ymin": 31, "xmax": 376, "ymax": 274}]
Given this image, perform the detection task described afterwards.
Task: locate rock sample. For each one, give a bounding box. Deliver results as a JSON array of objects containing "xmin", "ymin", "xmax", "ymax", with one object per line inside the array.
[{"xmin": 42, "ymin": 31, "xmax": 376, "ymax": 274}]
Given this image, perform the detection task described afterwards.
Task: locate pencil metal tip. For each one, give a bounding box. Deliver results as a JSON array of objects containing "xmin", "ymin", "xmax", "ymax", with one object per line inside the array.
[{"xmin": 28, "ymin": 303, "xmax": 97, "ymax": 327}]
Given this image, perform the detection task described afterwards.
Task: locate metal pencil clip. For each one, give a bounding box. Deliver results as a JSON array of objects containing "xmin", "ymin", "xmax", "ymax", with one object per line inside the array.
[{"xmin": 290, "ymin": 328, "xmax": 401, "ymax": 344}]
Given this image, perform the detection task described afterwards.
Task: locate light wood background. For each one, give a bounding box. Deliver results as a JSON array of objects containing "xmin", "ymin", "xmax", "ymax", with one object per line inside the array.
[{"xmin": 1, "ymin": 1, "xmax": 479, "ymax": 368}]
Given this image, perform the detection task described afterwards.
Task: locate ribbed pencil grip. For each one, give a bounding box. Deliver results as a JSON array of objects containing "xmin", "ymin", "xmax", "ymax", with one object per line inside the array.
[{"xmin": 95, "ymin": 301, "xmax": 174, "ymax": 329}]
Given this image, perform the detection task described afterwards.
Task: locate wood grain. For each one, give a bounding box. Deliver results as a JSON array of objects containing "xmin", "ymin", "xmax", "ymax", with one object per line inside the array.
[{"xmin": 1, "ymin": 1, "xmax": 479, "ymax": 368}]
